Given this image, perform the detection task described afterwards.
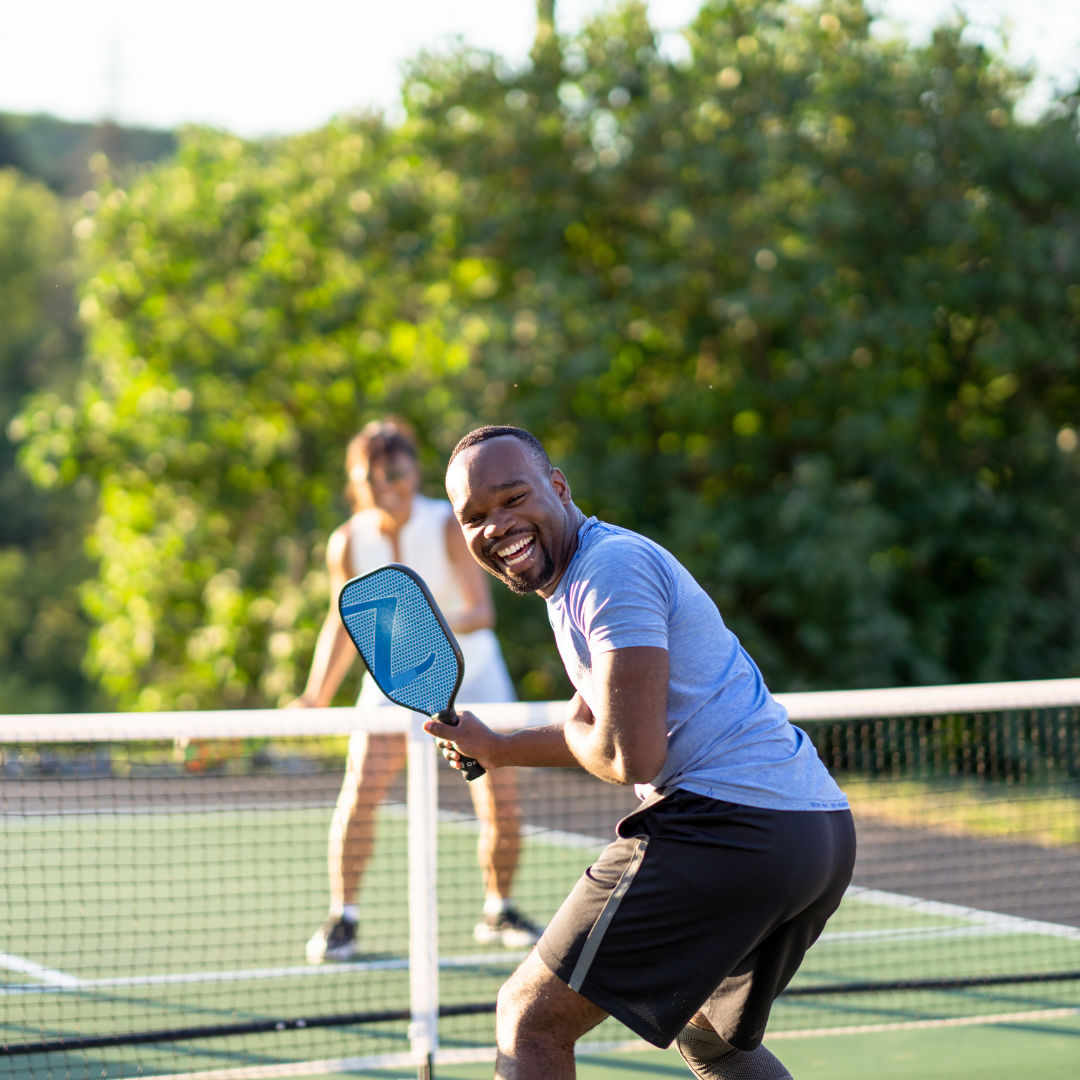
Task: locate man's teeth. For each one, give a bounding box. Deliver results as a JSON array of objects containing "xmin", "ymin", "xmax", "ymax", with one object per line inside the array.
[{"xmin": 499, "ymin": 536, "xmax": 534, "ymax": 567}]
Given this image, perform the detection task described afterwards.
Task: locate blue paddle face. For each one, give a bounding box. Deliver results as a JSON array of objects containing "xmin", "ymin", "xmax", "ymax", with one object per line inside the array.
[{"xmin": 338, "ymin": 564, "xmax": 463, "ymax": 716}]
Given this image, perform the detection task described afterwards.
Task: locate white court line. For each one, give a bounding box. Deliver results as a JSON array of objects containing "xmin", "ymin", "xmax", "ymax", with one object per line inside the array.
[
  {"xmin": 845, "ymin": 886, "xmax": 1080, "ymax": 942},
  {"xmin": 0, "ymin": 951, "xmax": 80, "ymax": 989},
  {"xmin": 0, "ymin": 950, "xmax": 530, "ymax": 995},
  {"xmin": 816, "ymin": 923, "xmax": 1051, "ymax": 946},
  {"xmin": 765, "ymin": 1007, "xmax": 1080, "ymax": 1040}
]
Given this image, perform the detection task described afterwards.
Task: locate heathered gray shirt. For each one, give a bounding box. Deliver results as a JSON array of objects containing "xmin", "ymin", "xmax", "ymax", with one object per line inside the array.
[{"xmin": 545, "ymin": 518, "xmax": 848, "ymax": 811}]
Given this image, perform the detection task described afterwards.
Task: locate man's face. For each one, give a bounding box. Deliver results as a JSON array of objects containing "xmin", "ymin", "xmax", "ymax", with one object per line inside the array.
[{"xmin": 446, "ymin": 437, "xmax": 576, "ymax": 597}]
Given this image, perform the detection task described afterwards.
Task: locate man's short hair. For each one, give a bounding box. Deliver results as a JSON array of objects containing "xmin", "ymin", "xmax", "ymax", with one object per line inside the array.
[{"xmin": 448, "ymin": 426, "xmax": 552, "ymax": 472}]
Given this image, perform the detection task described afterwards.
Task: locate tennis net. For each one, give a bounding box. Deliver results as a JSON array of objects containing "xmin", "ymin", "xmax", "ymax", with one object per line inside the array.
[{"xmin": 1, "ymin": 679, "xmax": 1079, "ymax": 1078}]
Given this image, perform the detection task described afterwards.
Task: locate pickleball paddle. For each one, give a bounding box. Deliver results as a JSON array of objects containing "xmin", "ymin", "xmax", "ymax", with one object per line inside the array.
[{"xmin": 337, "ymin": 563, "xmax": 485, "ymax": 781}]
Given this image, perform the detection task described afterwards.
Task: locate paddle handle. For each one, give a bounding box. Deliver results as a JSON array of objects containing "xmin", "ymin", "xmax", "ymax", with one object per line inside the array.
[{"xmin": 435, "ymin": 709, "xmax": 486, "ymax": 781}]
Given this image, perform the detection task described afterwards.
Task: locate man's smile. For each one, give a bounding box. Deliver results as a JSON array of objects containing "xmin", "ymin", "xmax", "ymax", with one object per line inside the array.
[{"xmin": 493, "ymin": 533, "xmax": 536, "ymax": 570}]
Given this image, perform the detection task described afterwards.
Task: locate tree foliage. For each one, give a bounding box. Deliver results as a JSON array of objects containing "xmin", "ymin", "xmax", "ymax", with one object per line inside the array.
[
  {"xmin": 0, "ymin": 169, "xmax": 96, "ymax": 711},
  {"xmin": 18, "ymin": 0, "xmax": 1080, "ymax": 708}
]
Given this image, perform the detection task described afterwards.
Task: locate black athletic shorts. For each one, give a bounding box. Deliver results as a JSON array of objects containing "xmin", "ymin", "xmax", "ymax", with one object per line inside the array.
[{"xmin": 536, "ymin": 788, "xmax": 856, "ymax": 1049}]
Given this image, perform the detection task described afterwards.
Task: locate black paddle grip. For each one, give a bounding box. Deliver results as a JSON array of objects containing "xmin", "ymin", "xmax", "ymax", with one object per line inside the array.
[{"xmin": 435, "ymin": 709, "xmax": 486, "ymax": 781}]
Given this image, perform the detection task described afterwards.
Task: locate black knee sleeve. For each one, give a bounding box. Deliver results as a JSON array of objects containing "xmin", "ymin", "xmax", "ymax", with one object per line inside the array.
[{"xmin": 676, "ymin": 1023, "xmax": 793, "ymax": 1080}]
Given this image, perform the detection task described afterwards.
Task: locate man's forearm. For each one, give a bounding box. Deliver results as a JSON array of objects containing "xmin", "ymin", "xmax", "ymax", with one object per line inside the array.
[
  {"xmin": 490, "ymin": 724, "xmax": 579, "ymax": 769},
  {"xmin": 563, "ymin": 722, "xmax": 636, "ymax": 785}
]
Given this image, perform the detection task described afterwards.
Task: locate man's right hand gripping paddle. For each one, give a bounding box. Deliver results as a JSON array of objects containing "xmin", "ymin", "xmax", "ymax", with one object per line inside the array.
[{"xmin": 337, "ymin": 563, "xmax": 485, "ymax": 780}]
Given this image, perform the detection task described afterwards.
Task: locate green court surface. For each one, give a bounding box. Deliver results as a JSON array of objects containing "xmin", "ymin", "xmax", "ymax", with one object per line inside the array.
[
  {"xmin": 304, "ymin": 1011, "xmax": 1080, "ymax": 1078},
  {"xmin": 3, "ymin": 802, "xmax": 1079, "ymax": 1078}
]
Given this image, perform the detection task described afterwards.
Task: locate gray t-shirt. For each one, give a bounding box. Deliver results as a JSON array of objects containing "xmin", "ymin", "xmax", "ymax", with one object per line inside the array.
[{"xmin": 546, "ymin": 518, "xmax": 848, "ymax": 811}]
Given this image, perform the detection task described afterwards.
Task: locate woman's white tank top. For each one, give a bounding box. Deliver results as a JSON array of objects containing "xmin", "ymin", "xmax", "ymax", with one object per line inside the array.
[
  {"xmin": 349, "ymin": 494, "xmax": 515, "ymax": 707},
  {"xmin": 349, "ymin": 494, "xmax": 463, "ymax": 614}
]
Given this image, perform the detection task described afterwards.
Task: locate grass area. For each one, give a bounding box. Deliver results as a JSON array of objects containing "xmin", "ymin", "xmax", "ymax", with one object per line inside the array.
[{"xmin": 841, "ymin": 778, "xmax": 1080, "ymax": 847}]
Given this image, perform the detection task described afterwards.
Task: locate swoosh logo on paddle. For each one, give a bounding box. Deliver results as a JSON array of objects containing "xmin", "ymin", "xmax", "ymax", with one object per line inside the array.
[{"xmin": 340, "ymin": 595, "xmax": 436, "ymax": 691}]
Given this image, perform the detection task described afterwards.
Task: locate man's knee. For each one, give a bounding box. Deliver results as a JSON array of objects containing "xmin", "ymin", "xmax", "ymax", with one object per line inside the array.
[
  {"xmin": 496, "ymin": 959, "xmax": 539, "ymax": 1017},
  {"xmin": 496, "ymin": 953, "xmax": 607, "ymax": 1049},
  {"xmin": 495, "ymin": 967, "xmax": 532, "ymax": 1042}
]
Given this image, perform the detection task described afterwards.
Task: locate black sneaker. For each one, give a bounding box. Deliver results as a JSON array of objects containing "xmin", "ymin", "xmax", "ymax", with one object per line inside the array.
[
  {"xmin": 306, "ymin": 914, "xmax": 358, "ymax": 963},
  {"xmin": 473, "ymin": 906, "xmax": 544, "ymax": 948}
]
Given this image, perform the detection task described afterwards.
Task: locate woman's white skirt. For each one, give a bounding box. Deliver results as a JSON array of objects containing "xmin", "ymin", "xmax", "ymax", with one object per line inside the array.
[{"xmin": 355, "ymin": 627, "xmax": 516, "ymax": 710}]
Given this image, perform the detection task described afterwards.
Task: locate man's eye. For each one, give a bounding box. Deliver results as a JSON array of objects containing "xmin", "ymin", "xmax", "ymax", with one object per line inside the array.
[{"xmin": 506, "ymin": 493, "xmax": 526, "ymax": 505}]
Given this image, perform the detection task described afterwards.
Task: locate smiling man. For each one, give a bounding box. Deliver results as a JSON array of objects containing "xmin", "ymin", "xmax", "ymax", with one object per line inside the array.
[{"xmin": 428, "ymin": 426, "xmax": 855, "ymax": 1080}]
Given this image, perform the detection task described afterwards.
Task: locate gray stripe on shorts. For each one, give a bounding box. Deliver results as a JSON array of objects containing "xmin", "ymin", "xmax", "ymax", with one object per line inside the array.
[{"xmin": 568, "ymin": 836, "xmax": 649, "ymax": 994}]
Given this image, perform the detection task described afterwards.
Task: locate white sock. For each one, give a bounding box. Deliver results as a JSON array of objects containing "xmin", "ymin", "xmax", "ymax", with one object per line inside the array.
[
  {"xmin": 483, "ymin": 896, "xmax": 512, "ymax": 917},
  {"xmin": 342, "ymin": 904, "xmax": 359, "ymax": 923}
]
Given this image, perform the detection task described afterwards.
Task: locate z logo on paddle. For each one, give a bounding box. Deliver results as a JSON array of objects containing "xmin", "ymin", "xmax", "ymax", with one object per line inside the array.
[{"xmin": 340, "ymin": 595, "xmax": 436, "ymax": 691}]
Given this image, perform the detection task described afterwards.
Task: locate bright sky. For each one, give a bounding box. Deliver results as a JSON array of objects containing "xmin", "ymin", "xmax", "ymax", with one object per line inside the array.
[{"xmin": 1, "ymin": 0, "xmax": 1078, "ymax": 136}]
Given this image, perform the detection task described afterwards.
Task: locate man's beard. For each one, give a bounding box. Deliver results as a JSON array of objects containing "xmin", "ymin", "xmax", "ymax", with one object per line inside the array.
[{"xmin": 488, "ymin": 537, "xmax": 556, "ymax": 595}]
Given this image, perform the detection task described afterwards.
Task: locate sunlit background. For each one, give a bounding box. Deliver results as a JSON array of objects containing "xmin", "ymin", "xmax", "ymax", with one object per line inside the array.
[
  {"xmin": 2, "ymin": 7, "xmax": 1080, "ymax": 1079},
  {"xmin": 1, "ymin": 0, "xmax": 1078, "ymax": 133}
]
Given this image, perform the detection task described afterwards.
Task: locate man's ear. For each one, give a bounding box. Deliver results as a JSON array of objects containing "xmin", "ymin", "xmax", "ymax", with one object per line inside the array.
[{"xmin": 550, "ymin": 468, "xmax": 572, "ymax": 505}]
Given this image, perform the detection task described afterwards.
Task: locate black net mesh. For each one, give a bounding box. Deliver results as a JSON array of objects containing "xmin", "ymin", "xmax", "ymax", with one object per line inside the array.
[{"xmin": 1, "ymin": 705, "xmax": 1078, "ymax": 1077}]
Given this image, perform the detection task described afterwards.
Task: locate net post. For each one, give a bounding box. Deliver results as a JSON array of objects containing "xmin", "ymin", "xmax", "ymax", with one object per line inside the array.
[{"xmin": 407, "ymin": 711, "xmax": 439, "ymax": 1076}]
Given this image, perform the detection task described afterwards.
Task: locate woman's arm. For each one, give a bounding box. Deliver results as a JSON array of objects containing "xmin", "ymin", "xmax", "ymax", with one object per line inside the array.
[
  {"xmin": 286, "ymin": 525, "xmax": 357, "ymax": 708},
  {"xmin": 443, "ymin": 512, "xmax": 496, "ymax": 634}
]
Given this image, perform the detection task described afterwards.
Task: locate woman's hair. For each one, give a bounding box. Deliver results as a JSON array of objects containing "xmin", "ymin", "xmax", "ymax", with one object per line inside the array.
[{"xmin": 344, "ymin": 417, "xmax": 418, "ymax": 511}]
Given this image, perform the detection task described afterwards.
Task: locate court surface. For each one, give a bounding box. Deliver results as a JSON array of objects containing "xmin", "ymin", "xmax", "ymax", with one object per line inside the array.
[
  {"xmin": 3, "ymin": 794, "xmax": 1079, "ymax": 1078},
  {"xmin": 256, "ymin": 1010, "xmax": 1080, "ymax": 1078}
]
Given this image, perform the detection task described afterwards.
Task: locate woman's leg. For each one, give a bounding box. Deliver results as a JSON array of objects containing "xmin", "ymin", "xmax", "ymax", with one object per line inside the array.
[
  {"xmin": 467, "ymin": 765, "xmax": 523, "ymax": 900},
  {"xmin": 329, "ymin": 731, "xmax": 409, "ymax": 909}
]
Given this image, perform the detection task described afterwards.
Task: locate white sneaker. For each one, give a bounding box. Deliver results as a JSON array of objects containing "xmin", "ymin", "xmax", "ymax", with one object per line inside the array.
[
  {"xmin": 473, "ymin": 906, "xmax": 544, "ymax": 948},
  {"xmin": 306, "ymin": 915, "xmax": 359, "ymax": 964}
]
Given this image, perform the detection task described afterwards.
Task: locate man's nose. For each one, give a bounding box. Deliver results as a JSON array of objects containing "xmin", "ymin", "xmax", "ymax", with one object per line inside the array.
[{"xmin": 483, "ymin": 509, "xmax": 514, "ymax": 539}]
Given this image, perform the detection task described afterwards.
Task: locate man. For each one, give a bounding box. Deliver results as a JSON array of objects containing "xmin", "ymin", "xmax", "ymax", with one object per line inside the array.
[{"xmin": 426, "ymin": 426, "xmax": 855, "ymax": 1080}]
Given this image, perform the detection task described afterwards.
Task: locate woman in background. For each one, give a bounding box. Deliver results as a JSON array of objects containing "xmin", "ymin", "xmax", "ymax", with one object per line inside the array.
[{"xmin": 290, "ymin": 418, "xmax": 541, "ymax": 962}]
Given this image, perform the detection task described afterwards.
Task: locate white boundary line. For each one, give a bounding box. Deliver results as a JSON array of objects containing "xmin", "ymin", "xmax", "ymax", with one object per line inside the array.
[
  {"xmin": 0, "ymin": 951, "xmax": 79, "ymax": 989},
  {"xmin": 845, "ymin": 886, "xmax": 1080, "ymax": 942},
  {"xmin": 765, "ymin": 1007, "xmax": 1080, "ymax": 1040},
  {"xmin": 0, "ymin": 951, "xmax": 530, "ymax": 995},
  {"xmin": 817, "ymin": 923, "xmax": 1058, "ymax": 946}
]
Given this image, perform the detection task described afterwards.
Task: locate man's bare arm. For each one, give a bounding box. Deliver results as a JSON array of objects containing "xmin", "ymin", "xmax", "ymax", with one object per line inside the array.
[
  {"xmin": 422, "ymin": 714, "xmax": 578, "ymax": 771},
  {"xmin": 424, "ymin": 647, "xmax": 668, "ymax": 785},
  {"xmin": 563, "ymin": 647, "xmax": 668, "ymax": 784}
]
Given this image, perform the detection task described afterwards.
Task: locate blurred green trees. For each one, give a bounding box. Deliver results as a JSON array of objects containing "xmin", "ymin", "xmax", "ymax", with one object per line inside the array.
[
  {"xmin": 0, "ymin": 169, "xmax": 97, "ymax": 711},
  {"xmin": 15, "ymin": 0, "xmax": 1080, "ymax": 708}
]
